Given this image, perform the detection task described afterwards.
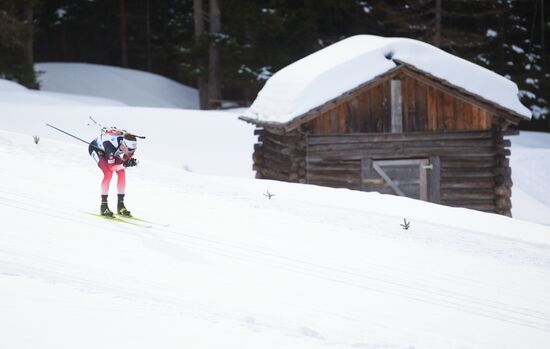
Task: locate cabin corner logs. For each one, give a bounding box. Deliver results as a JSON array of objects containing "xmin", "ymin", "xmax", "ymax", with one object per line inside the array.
[{"xmin": 249, "ymin": 66, "xmax": 519, "ymax": 216}]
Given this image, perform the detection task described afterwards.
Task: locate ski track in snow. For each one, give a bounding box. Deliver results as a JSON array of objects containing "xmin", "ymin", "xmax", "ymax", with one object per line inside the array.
[
  {"xmin": 1, "ymin": 187, "xmax": 550, "ymax": 334},
  {"xmin": 1, "ymin": 130, "xmax": 550, "ymax": 348}
]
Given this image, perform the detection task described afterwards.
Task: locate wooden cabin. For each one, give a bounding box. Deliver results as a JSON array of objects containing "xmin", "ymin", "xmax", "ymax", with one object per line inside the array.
[{"xmin": 240, "ymin": 36, "xmax": 531, "ymax": 216}]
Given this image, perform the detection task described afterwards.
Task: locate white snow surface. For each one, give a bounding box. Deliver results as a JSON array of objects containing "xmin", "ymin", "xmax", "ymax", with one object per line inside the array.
[
  {"xmin": 0, "ymin": 104, "xmax": 255, "ymax": 178},
  {"xmin": 243, "ymin": 35, "xmax": 531, "ymax": 124},
  {"xmin": 36, "ymin": 62, "xmax": 199, "ymax": 109},
  {"xmin": 0, "ymin": 78, "xmax": 124, "ymax": 106},
  {"xmin": 508, "ymin": 131, "xmax": 550, "ymax": 225},
  {"xmin": 1, "ymin": 71, "xmax": 550, "ymax": 349},
  {"xmin": 1, "ymin": 126, "xmax": 550, "ymax": 349},
  {"xmin": 0, "ymin": 79, "xmax": 27, "ymax": 91}
]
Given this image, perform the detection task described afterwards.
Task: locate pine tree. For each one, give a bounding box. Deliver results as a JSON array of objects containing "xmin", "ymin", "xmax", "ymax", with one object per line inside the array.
[
  {"xmin": 0, "ymin": 0, "xmax": 39, "ymax": 88},
  {"xmin": 374, "ymin": 0, "xmax": 504, "ymax": 52},
  {"xmin": 482, "ymin": 0, "xmax": 549, "ymax": 127}
]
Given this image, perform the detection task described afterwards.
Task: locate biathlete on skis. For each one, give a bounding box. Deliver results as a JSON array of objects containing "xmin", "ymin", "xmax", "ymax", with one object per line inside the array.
[{"xmin": 88, "ymin": 128, "xmax": 138, "ymax": 217}]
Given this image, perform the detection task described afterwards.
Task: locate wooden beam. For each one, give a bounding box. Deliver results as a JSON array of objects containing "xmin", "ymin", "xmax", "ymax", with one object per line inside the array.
[
  {"xmin": 429, "ymin": 156, "xmax": 441, "ymax": 203},
  {"xmin": 307, "ymin": 130, "xmax": 493, "ymax": 145},
  {"xmin": 391, "ymin": 79, "xmax": 403, "ymax": 133},
  {"xmin": 360, "ymin": 158, "xmax": 373, "ymax": 191}
]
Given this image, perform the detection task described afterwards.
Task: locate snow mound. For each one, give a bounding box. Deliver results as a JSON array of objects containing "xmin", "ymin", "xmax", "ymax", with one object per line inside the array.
[
  {"xmin": 0, "ymin": 78, "xmax": 27, "ymax": 91},
  {"xmin": 509, "ymin": 131, "xmax": 550, "ymax": 224},
  {"xmin": 0, "ymin": 78, "xmax": 125, "ymax": 106},
  {"xmin": 244, "ymin": 35, "xmax": 531, "ymax": 124},
  {"xmin": 36, "ymin": 62, "xmax": 199, "ymax": 109},
  {"xmin": 0, "ymin": 128, "xmax": 550, "ymax": 349},
  {"xmin": 0, "ymin": 104, "xmax": 255, "ymax": 178}
]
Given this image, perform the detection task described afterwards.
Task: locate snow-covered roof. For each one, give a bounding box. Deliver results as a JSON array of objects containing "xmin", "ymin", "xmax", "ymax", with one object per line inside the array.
[{"xmin": 242, "ymin": 35, "xmax": 531, "ymax": 125}]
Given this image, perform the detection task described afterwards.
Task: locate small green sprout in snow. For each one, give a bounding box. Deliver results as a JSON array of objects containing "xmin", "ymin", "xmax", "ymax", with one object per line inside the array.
[
  {"xmin": 401, "ymin": 218, "xmax": 411, "ymax": 230},
  {"xmin": 263, "ymin": 190, "xmax": 275, "ymax": 199}
]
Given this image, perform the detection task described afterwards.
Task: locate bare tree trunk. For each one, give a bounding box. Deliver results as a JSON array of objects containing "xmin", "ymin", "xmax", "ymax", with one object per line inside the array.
[
  {"xmin": 120, "ymin": 0, "xmax": 128, "ymax": 67},
  {"xmin": 541, "ymin": 0, "xmax": 546, "ymax": 72},
  {"xmin": 434, "ymin": 0, "xmax": 442, "ymax": 47},
  {"xmin": 145, "ymin": 0, "xmax": 152, "ymax": 71},
  {"xmin": 208, "ymin": 0, "xmax": 222, "ymax": 109},
  {"xmin": 193, "ymin": 0, "xmax": 208, "ymax": 109},
  {"xmin": 23, "ymin": 2, "xmax": 38, "ymax": 89},
  {"xmin": 23, "ymin": 3, "xmax": 33, "ymax": 69}
]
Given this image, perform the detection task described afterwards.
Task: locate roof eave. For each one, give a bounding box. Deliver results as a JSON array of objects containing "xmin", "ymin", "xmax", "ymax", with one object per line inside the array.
[
  {"xmin": 239, "ymin": 62, "xmax": 530, "ymax": 131},
  {"xmin": 394, "ymin": 60, "xmax": 531, "ymax": 122},
  {"xmin": 238, "ymin": 115, "xmax": 287, "ymax": 129}
]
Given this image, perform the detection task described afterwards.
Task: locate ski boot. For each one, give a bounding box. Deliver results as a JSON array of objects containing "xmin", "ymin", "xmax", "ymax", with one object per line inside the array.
[
  {"xmin": 100, "ymin": 195, "xmax": 113, "ymax": 217},
  {"xmin": 117, "ymin": 194, "xmax": 132, "ymax": 217}
]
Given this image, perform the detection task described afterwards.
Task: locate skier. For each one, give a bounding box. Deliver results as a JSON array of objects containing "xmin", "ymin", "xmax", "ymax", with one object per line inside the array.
[{"xmin": 88, "ymin": 128, "xmax": 138, "ymax": 217}]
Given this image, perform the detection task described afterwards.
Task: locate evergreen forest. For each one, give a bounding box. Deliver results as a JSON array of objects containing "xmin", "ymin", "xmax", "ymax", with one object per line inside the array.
[{"xmin": 1, "ymin": 0, "xmax": 548, "ymax": 131}]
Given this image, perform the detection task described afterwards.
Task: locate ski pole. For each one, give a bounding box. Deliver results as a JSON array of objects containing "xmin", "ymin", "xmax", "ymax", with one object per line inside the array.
[
  {"xmin": 45, "ymin": 123, "xmax": 100, "ymax": 148},
  {"xmin": 88, "ymin": 116, "xmax": 146, "ymax": 139},
  {"xmin": 87, "ymin": 116, "xmax": 105, "ymax": 130}
]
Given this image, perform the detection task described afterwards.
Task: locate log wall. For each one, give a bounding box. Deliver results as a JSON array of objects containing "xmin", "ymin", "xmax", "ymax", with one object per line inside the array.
[
  {"xmin": 304, "ymin": 130, "xmax": 512, "ymax": 214},
  {"xmin": 252, "ymin": 128, "xmax": 307, "ymax": 183}
]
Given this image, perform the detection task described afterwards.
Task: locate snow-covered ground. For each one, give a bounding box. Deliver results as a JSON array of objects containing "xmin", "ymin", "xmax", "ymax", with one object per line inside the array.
[
  {"xmin": 1, "ymin": 67, "xmax": 550, "ymax": 348},
  {"xmin": 508, "ymin": 131, "xmax": 550, "ymax": 225},
  {"xmin": 1, "ymin": 124, "xmax": 550, "ymax": 349},
  {"xmin": 36, "ymin": 62, "xmax": 199, "ymax": 109},
  {"xmin": 0, "ymin": 74, "xmax": 254, "ymax": 177},
  {"xmin": 0, "ymin": 74, "xmax": 124, "ymax": 106},
  {"xmin": 0, "ymin": 103, "xmax": 255, "ymax": 178}
]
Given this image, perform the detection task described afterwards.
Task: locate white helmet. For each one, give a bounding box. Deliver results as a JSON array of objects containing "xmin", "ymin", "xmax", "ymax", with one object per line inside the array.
[{"xmin": 122, "ymin": 136, "xmax": 137, "ymax": 151}]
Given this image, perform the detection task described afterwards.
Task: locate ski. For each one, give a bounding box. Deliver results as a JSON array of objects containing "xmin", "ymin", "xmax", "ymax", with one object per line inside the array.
[
  {"xmin": 115, "ymin": 214, "xmax": 169, "ymax": 227},
  {"xmin": 86, "ymin": 212, "xmax": 152, "ymax": 228}
]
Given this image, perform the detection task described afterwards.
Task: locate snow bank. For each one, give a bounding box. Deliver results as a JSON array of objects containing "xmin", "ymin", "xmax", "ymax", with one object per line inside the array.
[
  {"xmin": 0, "ymin": 78, "xmax": 27, "ymax": 91},
  {"xmin": 0, "ymin": 104, "xmax": 255, "ymax": 178},
  {"xmin": 0, "ymin": 77, "xmax": 125, "ymax": 106},
  {"xmin": 36, "ymin": 62, "xmax": 199, "ymax": 109},
  {"xmin": 508, "ymin": 131, "xmax": 550, "ymax": 225},
  {"xmin": 243, "ymin": 35, "xmax": 531, "ymax": 124},
  {"xmin": 0, "ymin": 128, "xmax": 549, "ymax": 349}
]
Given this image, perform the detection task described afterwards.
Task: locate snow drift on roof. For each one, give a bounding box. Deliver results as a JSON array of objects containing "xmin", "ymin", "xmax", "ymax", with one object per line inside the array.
[{"xmin": 242, "ymin": 35, "xmax": 531, "ymax": 125}]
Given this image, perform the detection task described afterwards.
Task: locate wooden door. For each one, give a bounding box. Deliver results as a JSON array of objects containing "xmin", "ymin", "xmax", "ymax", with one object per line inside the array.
[{"xmin": 361, "ymin": 158, "xmax": 432, "ymax": 200}]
